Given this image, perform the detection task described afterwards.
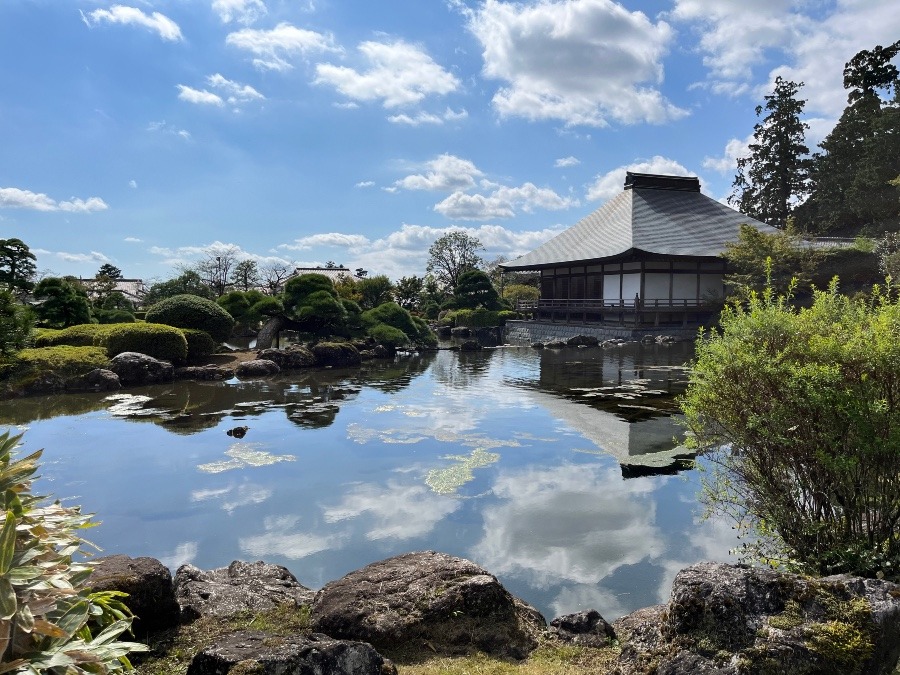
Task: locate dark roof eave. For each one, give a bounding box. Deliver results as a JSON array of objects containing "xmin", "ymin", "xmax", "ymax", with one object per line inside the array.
[{"xmin": 499, "ymin": 248, "xmax": 725, "ymax": 271}]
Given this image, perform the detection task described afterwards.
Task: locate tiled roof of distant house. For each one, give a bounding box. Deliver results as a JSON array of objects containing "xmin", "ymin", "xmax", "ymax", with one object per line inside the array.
[
  {"xmin": 80, "ymin": 278, "xmax": 146, "ymax": 303},
  {"xmin": 290, "ymin": 267, "xmax": 354, "ymax": 282}
]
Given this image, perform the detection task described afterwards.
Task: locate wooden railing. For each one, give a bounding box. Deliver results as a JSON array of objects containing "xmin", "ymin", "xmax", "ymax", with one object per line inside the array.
[{"xmin": 516, "ymin": 298, "xmax": 708, "ymax": 311}]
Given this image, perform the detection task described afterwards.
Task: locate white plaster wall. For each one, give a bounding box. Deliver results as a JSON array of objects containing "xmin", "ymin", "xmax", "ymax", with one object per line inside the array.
[
  {"xmin": 672, "ymin": 274, "xmax": 697, "ymax": 301},
  {"xmin": 603, "ymin": 274, "xmax": 620, "ymax": 301},
  {"xmin": 644, "ymin": 273, "xmax": 670, "ymax": 300},
  {"xmin": 622, "ymin": 273, "xmax": 641, "ymax": 301}
]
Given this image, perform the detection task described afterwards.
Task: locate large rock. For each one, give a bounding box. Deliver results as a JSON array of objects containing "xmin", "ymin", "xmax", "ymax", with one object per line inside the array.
[
  {"xmin": 549, "ymin": 609, "xmax": 616, "ymax": 647},
  {"xmin": 311, "ymin": 342, "xmax": 361, "ymax": 367},
  {"xmin": 186, "ymin": 630, "xmax": 396, "ymax": 675},
  {"xmin": 567, "ymin": 334, "xmax": 599, "ymax": 347},
  {"xmin": 235, "ymin": 359, "xmax": 280, "ymax": 378},
  {"xmin": 310, "ymin": 551, "xmax": 545, "ymax": 659},
  {"xmin": 89, "ymin": 555, "xmax": 180, "ymax": 636},
  {"xmin": 175, "ymin": 560, "xmax": 315, "ymax": 622},
  {"xmin": 108, "ymin": 352, "xmax": 174, "ymax": 386},
  {"xmin": 613, "ymin": 562, "xmax": 900, "ymax": 675},
  {"xmin": 256, "ymin": 345, "xmax": 316, "ymax": 369},
  {"xmin": 65, "ymin": 368, "xmax": 121, "ymax": 392},
  {"xmin": 174, "ymin": 365, "xmax": 234, "ymax": 380}
]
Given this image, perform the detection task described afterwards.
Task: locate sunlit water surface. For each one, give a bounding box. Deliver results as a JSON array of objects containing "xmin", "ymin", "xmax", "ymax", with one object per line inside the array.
[{"xmin": 0, "ymin": 343, "xmax": 739, "ymax": 620}]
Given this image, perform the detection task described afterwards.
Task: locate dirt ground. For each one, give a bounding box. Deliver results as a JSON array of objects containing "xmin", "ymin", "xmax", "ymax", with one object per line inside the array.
[{"xmin": 200, "ymin": 349, "xmax": 261, "ymax": 369}]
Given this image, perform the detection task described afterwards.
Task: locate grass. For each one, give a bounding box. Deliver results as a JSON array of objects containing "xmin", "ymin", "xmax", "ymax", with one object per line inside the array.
[{"xmin": 133, "ymin": 606, "xmax": 620, "ymax": 675}]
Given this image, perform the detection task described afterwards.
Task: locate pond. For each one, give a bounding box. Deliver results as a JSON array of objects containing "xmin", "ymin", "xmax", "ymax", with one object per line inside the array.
[{"xmin": 0, "ymin": 343, "xmax": 739, "ymax": 621}]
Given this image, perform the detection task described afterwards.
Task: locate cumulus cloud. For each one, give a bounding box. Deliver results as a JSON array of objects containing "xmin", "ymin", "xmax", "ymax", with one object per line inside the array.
[
  {"xmin": 702, "ymin": 135, "xmax": 752, "ymax": 175},
  {"xmin": 240, "ymin": 515, "xmax": 344, "ymax": 559},
  {"xmin": 394, "ymin": 154, "xmax": 484, "ymax": 192},
  {"xmin": 212, "ymin": 0, "xmax": 267, "ymax": 25},
  {"xmin": 315, "ymin": 40, "xmax": 459, "ymax": 108},
  {"xmin": 672, "ymin": 0, "xmax": 900, "ymax": 117},
  {"xmin": 280, "ymin": 233, "xmax": 370, "ymax": 251},
  {"xmin": 124, "ymin": 237, "xmax": 142, "ymax": 243},
  {"xmin": 149, "ymin": 241, "xmax": 293, "ymax": 269},
  {"xmin": 128, "ymin": 180, "xmax": 137, "ymax": 189},
  {"xmin": 554, "ymin": 156, "xmax": 581, "ymax": 168},
  {"xmin": 465, "ymin": 0, "xmax": 685, "ymax": 126},
  {"xmin": 586, "ymin": 156, "xmax": 696, "ymax": 201},
  {"xmin": 355, "ymin": 181, "xmax": 375, "ymax": 188},
  {"xmin": 324, "ymin": 479, "xmax": 460, "ymax": 541},
  {"xmin": 81, "ymin": 5, "xmax": 182, "ymax": 41},
  {"xmin": 434, "ymin": 182, "xmax": 578, "ymax": 220},
  {"xmin": 387, "ymin": 107, "xmax": 468, "ymax": 126},
  {"xmin": 177, "ymin": 85, "xmax": 224, "ymax": 106},
  {"xmin": 226, "ymin": 22, "xmax": 340, "ymax": 71},
  {"xmin": 207, "ymin": 73, "xmax": 265, "ymax": 103},
  {"xmin": 0, "ymin": 187, "xmax": 108, "ymax": 213},
  {"xmin": 57, "ymin": 251, "xmax": 113, "ymax": 263}
]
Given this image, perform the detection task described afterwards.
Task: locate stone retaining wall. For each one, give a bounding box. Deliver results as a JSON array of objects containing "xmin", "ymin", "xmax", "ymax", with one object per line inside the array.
[{"xmin": 504, "ymin": 320, "xmax": 699, "ymax": 344}]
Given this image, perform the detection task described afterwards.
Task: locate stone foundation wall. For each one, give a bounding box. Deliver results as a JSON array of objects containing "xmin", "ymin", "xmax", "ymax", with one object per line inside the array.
[{"xmin": 504, "ymin": 320, "xmax": 699, "ymax": 344}]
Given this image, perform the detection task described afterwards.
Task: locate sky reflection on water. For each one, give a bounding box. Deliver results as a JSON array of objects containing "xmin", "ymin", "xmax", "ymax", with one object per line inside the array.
[{"xmin": 0, "ymin": 344, "xmax": 739, "ymax": 620}]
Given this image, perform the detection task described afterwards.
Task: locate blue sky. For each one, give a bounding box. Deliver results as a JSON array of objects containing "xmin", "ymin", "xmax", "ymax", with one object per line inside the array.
[{"xmin": 1, "ymin": 0, "xmax": 898, "ymax": 283}]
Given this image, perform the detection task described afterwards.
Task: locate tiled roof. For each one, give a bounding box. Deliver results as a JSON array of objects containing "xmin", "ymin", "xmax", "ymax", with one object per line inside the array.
[
  {"xmin": 502, "ymin": 176, "xmax": 778, "ymax": 270},
  {"xmin": 290, "ymin": 267, "xmax": 354, "ymax": 282}
]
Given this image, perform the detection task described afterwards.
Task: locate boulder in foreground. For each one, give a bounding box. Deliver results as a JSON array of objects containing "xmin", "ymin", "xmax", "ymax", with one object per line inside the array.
[{"xmin": 310, "ymin": 550, "xmax": 545, "ymax": 659}]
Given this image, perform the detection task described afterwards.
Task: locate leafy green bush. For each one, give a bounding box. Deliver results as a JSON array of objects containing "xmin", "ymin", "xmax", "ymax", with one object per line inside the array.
[
  {"xmin": 32, "ymin": 323, "xmax": 117, "ymax": 348},
  {"xmin": 145, "ymin": 294, "xmax": 235, "ymax": 343},
  {"xmin": 411, "ymin": 316, "xmax": 437, "ymax": 347},
  {"xmin": 449, "ymin": 308, "xmax": 504, "ymax": 328},
  {"xmin": 681, "ymin": 280, "xmax": 900, "ymax": 578},
  {"xmin": 106, "ymin": 323, "xmax": 188, "ymax": 363},
  {"xmin": 0, "ymin": 290, "xmax": 34, "ymax": 356},
  {"xmin": 182, "ymin": 328, "xmax": 217, "ymax": 362},
  {"xmin": 15, "ymin": 345, "xmax": 110, "ymax": 375},
  {"xmin": 0, "ymin": 431, "xmax": 147, "ymax": 671},
  {"xmin": 362, "ymin": 302, "xmax": 417, "ymax": 335},
  {"xmin": 93, "ymin": 308, "xmax": 136, "ymax": 324},
  {"xmin": 33, "ymin": 277, "xmax": 93, "ymax": 328},
  {"xmin": 367, "ymin": 323, "xmax": 409, "ymax": 349}
]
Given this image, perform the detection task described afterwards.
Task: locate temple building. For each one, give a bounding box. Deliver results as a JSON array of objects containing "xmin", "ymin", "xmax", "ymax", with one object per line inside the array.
[{"xmin": 501, "ymin": 171, "xmax": 778, "ymax": 333}]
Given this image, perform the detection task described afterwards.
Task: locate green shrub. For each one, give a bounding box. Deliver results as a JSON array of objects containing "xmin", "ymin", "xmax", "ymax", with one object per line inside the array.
[
  {"xmin": 362, "ymin": 302, "xmax": 418, "ymax": 335},
  {"xmin": 182, "ymin": 328, "xmax": 217, "ymax": 362},
  {"xmin": 15, "ymin": 345, "xmax": 110, "ymax": 375},
  {"xmin": 0, "ymin": 290, "xmax": 34, "ymax": 356},
  {"xmin": 0, "ymin": 431, "xmax": 147, "ymax": 671},
  {"xmin": 682, "ymin": 280, "xmax": 900, "ymax": 578},
  {"xmin": 145, "ymin": 294, "xmax": 235, "ymax": 343},
  {"xmin": 32, "ymin": 323, "xmax": 117, "ymax": 348},
  {"xmin": 93, "ymin": 308, "xmax": 136, "ymax": 324},
  {"xmin": 367, "ymin": 323, "xmax": 409, "ymax": 349},
  {"xmin": 497, "ymin": 310, "xmax": 519, "ymax": 324},
  {"xmin": 449, "ymin": 308, "xmax": 503, "ymax": 328},
  {"xmin": 106, "ymin": 323, "xmax": 188, "ymax": 363},
  {"xmin": 251, "ymin": 296, "xmax": 284, "ymax": 317}
]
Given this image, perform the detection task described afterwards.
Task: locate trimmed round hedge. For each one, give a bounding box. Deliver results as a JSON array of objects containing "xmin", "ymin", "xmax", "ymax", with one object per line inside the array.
[
  {"xmin": 106, "ymin": 323, "xmax": 188, "ymax": 363},
  {"xmin": 32, "ymin": 324, "xmax": 117, "ymax": 348},
  {"xmin": 182, "ymin": 329, "xmax": 217, "ymax": 362},
  {"xmin": 145, "ymin": 294, "xmax": 235, "ymax": 343}
]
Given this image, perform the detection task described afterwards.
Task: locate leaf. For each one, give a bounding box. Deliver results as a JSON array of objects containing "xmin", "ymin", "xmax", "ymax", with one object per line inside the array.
[
  {"xmin": 0, "ymin": 659, "xmax": 28, "ymax": 675},
  {"xmin": 0, "ymin": 512, "xmax": 15, "ymax": 575},
  {"xmin": 14, "ymin": 602, "xmax": 34, "ymax": 633},
  {"xmin": 32, "ymin": 618, "xmax": 69, "ymax": 638},
  {"xmin": 0, "ymin": 577, "xmax": 16, "ymax": 620}
]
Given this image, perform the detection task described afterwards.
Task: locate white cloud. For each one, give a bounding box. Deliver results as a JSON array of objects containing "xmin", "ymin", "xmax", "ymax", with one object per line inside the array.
[
  {"xmin": 226, "ymin": 22, "xmax": 340, "ymax": 71},
  {"xmin": 672, "ymin": 0, "xmax": 900, "ymax": 118},
  {"xmin": 177, "ymin": 85, "xmax": 224, "ymax": 106},
  {"xmin": 466, "ymin": 0, "xmax": 685, "ymax": 126},
  {"xmin": 124, "ymin": 237, "xmax": 142, "ymax": 243},
  {"xmin": 212, "ymin": 0, "xmax": 267, "ymax": 25},
  {"xmin": 315, "ymin": 40, "xmax": 459, "ymax": 108},
  {"xmin": 128, "ymin": 179, "xmax": 137, "ymax": 189},
  {"xmin": 394, "ymin": 154, "xmax": 484, "ymax": 192},
  {"xmin": 280, "ymin": 233, "xmax": 370, "ymax": 251},
  {"xmin": 586, "ymin": 156, "xmax": 695, "ymax": 201},
  {"xmin": 57, "ymin": 251, "xmax": 112, "ymax": 263},
  {"xmin": 554, "ymin": 156, "xmax": 581, "ymax": 168},
  {"xmin": 147, "ymin": 121, "xmax": 191, "ymax": 140},
  {"xmin": 207, "ymin": 73, "xmax": 265, "ymax": 104},
  {"xmin": 240, "ymin": 515, "xmax": 344, "ymax": 560},
  {"xmin": 387, "ymin": 107, "xmax": 468, "ymax": 126},
  {"xmin": 355, "ymin": 181, "xmax": 375, "ymax": 188},
  {"xmin": 324, "ymin": 479, "xmax": 460, "ymax": 541},
  {"xmin": 702, "ymin": 135, "xmax": 752, "ymax": 175},
  {"xmin": 81, "ymin": 5, "xmax": 182, "ymax": 41},
  {"xmin": 434, "ymin": 182, "xmax": 578, "ymax": 220},
  {"xmin": 0, "ymin": 187, "xmax": 108, "ymax": 213},
  {"xmin": 157, "ymin": 542, "xmax": 198, "ymax": 570}
]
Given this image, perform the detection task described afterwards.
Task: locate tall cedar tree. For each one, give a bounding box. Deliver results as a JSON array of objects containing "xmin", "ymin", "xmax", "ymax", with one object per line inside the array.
[
  {"xmin": 729, "ymin": 77, "xmax": 810, "ymax": 228},
  {"xmin": 795, "ymin": 41, "xmax": 900, "ymax": 235}
]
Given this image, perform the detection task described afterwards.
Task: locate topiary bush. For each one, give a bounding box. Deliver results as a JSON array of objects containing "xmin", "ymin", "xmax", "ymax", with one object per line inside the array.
[
  {"xmin": 93, "ymin": 308, "xmax": 136, "ymax": 324},
  {"xmin": 14, "ymin": 345, "xmax": 110, "ymax": 375},
  {"xmin": 411, "ymin": 316, "xmax": 438, "ymax": 347},
  {"xmin": 105, "ymin": 323, "xmax": 188, "ymax": 363},
  {"xmin": 0, "ymin": 430, "xmax": 147, "ymax": 671},
  {"xmin": 32, "ymin": 323, "xmax": 117, "ymax": 348},
  {"xmin": 145, "ymin": 294, "xmax": 235, "ymax": 343},
  {"xmin": 182, "ymin": 328, "xmax": 217, "ymax": 362},
  {"xmin": 367, "ymin": 323, "xmax": 409, "ymax": 349}
]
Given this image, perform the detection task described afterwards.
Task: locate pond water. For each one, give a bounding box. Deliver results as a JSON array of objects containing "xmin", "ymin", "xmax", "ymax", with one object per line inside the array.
[{"xmin": 0, "ymin": 343, "xmax": 739, "ymax": 621}]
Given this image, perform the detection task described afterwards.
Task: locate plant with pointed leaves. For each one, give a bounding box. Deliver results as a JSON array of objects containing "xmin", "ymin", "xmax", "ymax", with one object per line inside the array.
[{"xmin": 0, "ymin": 431, "xmax": 147, "ymax": 673}]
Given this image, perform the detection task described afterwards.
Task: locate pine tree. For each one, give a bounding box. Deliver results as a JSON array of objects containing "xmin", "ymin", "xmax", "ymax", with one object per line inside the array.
[
  {"xmin": 796, "ymin": 41, "xmax": 900, "ymax": 235},
  {"xmin": 729, "ymin": 77, "xmax": 810, "ymax": 228}
]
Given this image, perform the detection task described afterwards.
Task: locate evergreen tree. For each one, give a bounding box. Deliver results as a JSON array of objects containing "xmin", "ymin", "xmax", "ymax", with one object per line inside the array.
[
  {"xmin": 796, "ymin": 41, "xmax": 900, "ymax": 234},
  {"xmin": 0, "ymin": 238, "xmax": 37, "ymax": 299},
  {"xmin": 96, "ymin": 263, "xmax": 123, "ymax": 279},
  {"xmin": 729, "ymin": 77, "xmax": 810, "ymax": 228}
]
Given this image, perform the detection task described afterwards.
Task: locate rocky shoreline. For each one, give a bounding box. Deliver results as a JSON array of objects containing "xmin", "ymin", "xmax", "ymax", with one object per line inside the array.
[{"xmin": 90, "ymin": 550, "xmax": 900, "ymax": 675}]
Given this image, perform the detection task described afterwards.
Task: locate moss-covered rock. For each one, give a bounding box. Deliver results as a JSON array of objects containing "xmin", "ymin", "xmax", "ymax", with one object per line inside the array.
[{"xmin": 311, "ymin": 342, "xmax": 361, "ymax": 367}]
